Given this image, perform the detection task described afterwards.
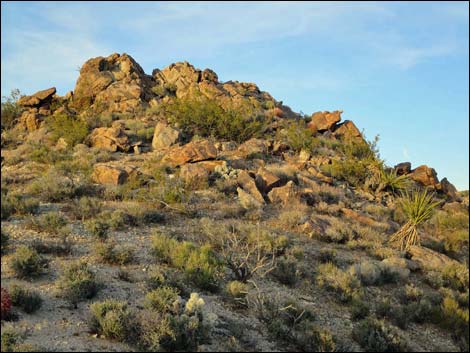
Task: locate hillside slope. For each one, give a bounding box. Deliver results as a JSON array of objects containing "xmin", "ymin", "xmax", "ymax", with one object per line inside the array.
[{"xmin": 1, "ymin": 53, "xmax": 468, "ymax": 352}]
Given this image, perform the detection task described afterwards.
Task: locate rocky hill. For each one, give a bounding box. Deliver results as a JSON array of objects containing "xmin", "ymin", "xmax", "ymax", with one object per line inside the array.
[{"xmin": 1, "ymin": 53, "xmax": 468, "ymax": 352}]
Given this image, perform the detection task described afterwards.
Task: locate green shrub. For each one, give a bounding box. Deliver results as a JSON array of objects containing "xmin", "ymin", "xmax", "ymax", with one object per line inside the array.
[
  {"xmin": 295, "ymin": 325, "xmax": 337, "ymax": 352},
  {"xmin": 139, "ymin": 292, "xmax": 210, "ymax": 351},
  {"xmin": 276, "ymin": 119, "xmax": 318, "ymax": 153},
  {"xmin": 10, "ymin": 246, "xmax": 48, "ymax": 279},
  {"xmin": 1, "ymin": 89, "xmax": 23, "ymax": 130},
  {"xmin": 441, "ymin": 263, "xmax": 469, "ymax": 292},
  {"xmin": 9, "ymin": 284, "xmax": 42, "ymax": 314},
  {"xmin": 94, "ymin": 242, "xmax": 134, "ymax": 265},
  {"xmin": 350, "ymin": 297, "xmax": 370, "ymax": 321},
  {"xmin": 84, "ymin": 219, "xmax": 109, "ymax": 241},
  {"xmin": 28, "ymin": 168, "xmax": 77, "ymax": 202},
  {"xmin": 271, "ymin": 256, "xmax": 299, "ymax": 286},
  {"xmin": 316, "ymin": 262, "xmax": 361, "ymax": 303},
  {"xmin": 89, "ymin": 300, "xmax": 138, "ymax": 342},
  {"xmin": 151, "ymin": 234, "xmax": 221, "ymax": 291},
  {"xmin": 56, "ymin": 261, "xmax": 99, "ymax": 305},
  {"xmin": 1, "ymin": 329, "xmax": 19, "ymax": 352},
  {"xmin": 225, "ymin": 281, "xmax": 248, "ymax": 307},
  {"xmin": 27, "ymin": 212, "xmax": 67, "ymax": 235},
  {"xmin": 29, "ymin": 237, "xmax": 72, "ymax": 256},
  {"xmin": 145, "ymin": 287, "xmax": 179, "ymax": 313},
  {"xmin": 71, "ymin": 197, "xmax": 102, "ymax": 220},
  {"xmin": 159, "ymin": 95, "xmax": 265, "ymax": 143},
  {"xmin": 1, "ymin": 230, "xmax": 9, "ymax": 254},
  {"xmin": 352, "ymin": 317, "xmax": 408, "ymax": 352},
  {"xmin": 318, "ymin": 248, "xmax": 338, "ymax": 264},
  {"xmin": 1, "ymin": 193, "xmax": 40, "ymax": 220},
  {"xmin": 438, "ymin": 296, "xmax": 469, "ymax": 348},
  {"xmin": 46, "ymin": 113, "xmax": 89, "ymax": 147}
]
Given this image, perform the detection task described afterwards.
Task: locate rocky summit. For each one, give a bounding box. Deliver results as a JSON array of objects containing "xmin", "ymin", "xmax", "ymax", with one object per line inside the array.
[{"xmin": 1, "ymin": 53, "xmax": 468, "ymax": 352}]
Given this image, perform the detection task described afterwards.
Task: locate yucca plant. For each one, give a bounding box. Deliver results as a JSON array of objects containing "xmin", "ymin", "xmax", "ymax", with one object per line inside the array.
[
  {"xmin": 390, "ymin": 189, "xmax": 441, "ymax": 250},
  {"xmin": 379, "ymin": 169, "xmax": 410, "ymax": 194}
]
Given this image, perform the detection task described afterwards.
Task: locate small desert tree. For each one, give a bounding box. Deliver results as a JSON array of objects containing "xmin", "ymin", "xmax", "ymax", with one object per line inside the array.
[{"xmin": 390, "ymin": 189, "xmax": 441, "ymax": 250}]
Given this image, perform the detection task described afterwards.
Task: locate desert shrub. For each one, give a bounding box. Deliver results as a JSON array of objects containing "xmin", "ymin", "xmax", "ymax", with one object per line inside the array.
[
  {"xmin": 321, "ymin": 158, "xmax": 370, "ymax": 188},
  {"xmin": 10, "ymin": 246, "xmax": 48, "ymax": 279},
  {"xmin": 353, "ymin": 317, "xmax": 408, "ymax": 352},
  {"xmin": 1, "ymin": 193, "xmax": 40, "ymax": 220},
  {"xmin": 316, "ymin": 263, "xmax": 361, "ymax": 303},
  {"xmin": 97, "ymin": 209, "xmax": 130, "ymax": 230},
  {"xmin": 8, "ymin": 284, "xmax": 42, "ymax": 314},
  {"xmin": 84, "ymin": 219, "xmax": 109, "ymax": 241},
  {"xmin": 27, "ymin": 143, "xmax": 71, "ymax": 164},
  {"xmin": 225, "ymin": 281, "xmax": 248, "ymax": 307},
  {"xmin": 145, "ymin": 266, "xmax": 166, "ymax": 290},
  {"xmin": 350, "ymin": 297, "xmax": 370, "ymax": 321},
  {"xmin": 402, "ymin": 284, "xmax": 424, "ymax": 303},
  {"xmin": 70, "ymin": 197, "xmax": 102, "ymax": 220},
  {"xmin": 295, "ymin": 325, "xmax": 337, "ymax": 352},
  {"xmin": 145, "ymin": 287, "xmax": 179, "ymax": 312},
  {"xmin": 94, "ymin": 242, "xmax": 134, "ymax": 265},
  {"xmin": 276, "ymin": 119, "xmax": 319, "ymax": 153},
  {"xmin": 46, "ymin": 113, "xmax": 89, "ymax": 147},
  {"xmin": 438, "ymin": 296, "xmax": 469, "ymax": 349},
  {"xmin": 27, "ymin": 212, "xmax": 67, "ymax": 235},
  {"xmin": 1, "ymin": 287, "xmax": 12, "ymax": 320},
  {"xmin": 139, "ymin": 292, "xmax": 210, "ymax": 351},
  {"xmin": 151, "ymin": 234, "xmax": 221, "ymax": 291},
  {"xmin": 28, "ymin": 168, "xmax": 77, "ymax": 202},
  {"xmin": 29, "ymin": 237, "xmax": 72, "ymax": 256},
  {"xmin": 56, "ymin": 261, "xmax": 99, "ymax": 305},
  {"xmin": 1, "ymin": 230, "xmax": 9, "ymax": 254},
  {"xmin": 271, "ymin": 256, "xmax": 299, "ymax": 286},
  {"xmin": 1, "ymin": 89, "xmax": 23, "ymax": 130},
  {"xmin": 321, "ymin": 221, "xmax": 355, "ymax": 243},
  {"xmin": 89, "ymin": 300, "xmax": 138, "ymax": 342},
  {"xmin": 441, "ymin": 263, "xmax": 469, "ymax": 292},
  {"xmin": 1, "ymin": 329, "xmax": 19, "ymax": 352},
  {"xmin": 378, "ymin": 169, "xmax": 411, "ymax": 195},
  {"xmin": 159, "ymin": 95, "xmax": 265, "ymax": 143},
  {"xmin": 318, "ymin": 248, "xmax": 338, "ymax": 264}
]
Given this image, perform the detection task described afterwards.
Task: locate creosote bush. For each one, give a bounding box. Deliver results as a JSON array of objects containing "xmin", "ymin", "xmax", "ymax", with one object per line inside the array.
[
  {"xmin": 9, "ymin": 284, "xmax": 42, "ymax": 314},
  {"xmin": 10, "ymin": 246, "xmax": 48, "ymax": 279},
  {"xmin": 56, "ymin": 261, "xmax": 99, "ymax": 305},
  {"xmin": 316, "ymin": 262, "xmax": 361, "ymax": 303},
  {"xmin": 46, "ymin": 113, "xmax": 89, "ymax": 147},
  {"xmin": 352, "ymin": 317, "xmax": 408, "ymax": 352},
  {"xmin": 94, "ymin": 242, "xmax": 134, "ymax": 265}
]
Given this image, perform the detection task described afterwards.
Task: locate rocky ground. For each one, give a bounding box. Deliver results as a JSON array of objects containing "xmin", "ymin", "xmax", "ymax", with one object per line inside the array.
[{"xmin": 1, "ymin": 53, "xmax": 468, "ymax": 352}]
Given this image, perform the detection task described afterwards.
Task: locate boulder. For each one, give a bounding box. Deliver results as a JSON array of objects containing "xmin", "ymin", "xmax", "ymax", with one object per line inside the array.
[
  {"xmin": 437, "ymin": 177, "xmax": 460, "ymax": 201},
  {"xmin": 237, "ymin": 170, "xmax": 265, "ymax": 204},
  {"xmin": 236, "ymin": 138, "xmax": 270, "ymax": 158},
  {"xmin": 92, "ymin": 164, "xmax": 129, "ymax": 185},
  {"xmin": 307, "ymin": 110, "xmax": 342, "ymax": 132},
  {"xmin": 341, "ymin": 208, "xmax": 382, "ymax": 228},
  {"xmin": 408, "ymin": 245, "xmax": 459, "ymax": 271},
  {"xmin": 162, "ymin": 140, "xmax": 217, "ymax": 167},
  {"xmin": 88, "ymin": 126, "xmax": 132, "ymax": 152},
  {"xmin": 237, "ymin": 187, "xmax": 264, "ymax": 210},
  {"xmin": 394, "ymin": 162, "xmax": 412, "ymax": 175},
  {"xmin": 268, "ymin": 180, "xmax": 296, "ymax": 204},
  {"xmin": 307, "ymin": 167, "xmax": 334, "ymax": 184},
  {"xmin": 18, "ymin": 111, "xmax": 42, "ymax": 131},
  {"xmin": 180, "ymin": 163, "xmax": 209, "ymax": 185},
  {"xmin": 255, "ymin": 168, "xmax": 283, "ymax": 193},
  {"xmin": 71, "ymin": 53, "xmax": 154, "ymax": 113},
  {"xmin": 408, "ymin": 165, "xmax": 439, "ymax": 188},
  {"xmin": 332, "ymin": 120, "xmax": 364, "ymax": 143},
  {"xmin": 152, "ymin": 122, "xmax": 181, "ymax": 150},
  {"xmin": 381, "ymin": 257, "xmax": 420, "ymax": 272},
  {"xmin": 18, "ymin": 87, "xmax": 56, "ymax": 107}
]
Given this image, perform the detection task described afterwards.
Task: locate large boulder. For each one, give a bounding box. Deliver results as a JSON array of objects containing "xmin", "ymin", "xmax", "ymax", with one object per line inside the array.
[
  {"xmin": 71, "ymin": 53, "xmax": 154, "ymax": 113},
  {"xmin": 408, "ymin": 165, "xmax": 439, "ymax": 188},
  {"xmin": 92, "ymin": 164, "xmax": 129, "ymax": 185},
  {"xmin": 237, "ymin": 187, "xmax": 264, "ymax": 210},
  {"xmin": 255, "ymin": 168, "xmax": 283, "ymax": 193},
  {"xmin": 152, "ymin": 122, "xmax": 181, "ymax": 150},
  {"xmin": 87, "ymin": 126, "xmax": 132, "ymax": 152},
  {"xmin": 307, "ymin": 110, "xmax": 342, "ymax": 132},
  {"xmin": 394, "ymin": 162, "xmax": 412, "ymax": 176},
  {"xmin": 437, "ymin": 177, "xmax": 460, "ymax": 201},
  {"xmin": 237, "ymin": 170, "xmax": 266, "ymax": 204},
  {"xmin": 332, "ymin": 120, "xmax": 364, "ymax": 143},
  {"xmin": 18, "ymin": 111, "xmax": 42, "ymax": 132},
  {"xmin": 18, "ymin": 87, "xmax": 56, "ymax": 107},
  {"xmin": 180, "ymin": 163, "xmax": 210, "ymax": 185},
  {"xmin": 162, "ymin": 140, "xmax": 217, "ymax": 167},
  {"xmin": 236, "ymin": 138, "xmax": 270, "ymax": 159},
  {"xmin": 268, "ymin": 180, "xmax": 296, "ymax": 204},
  {"xmin": 408, "ymin": 245, "xmax": 459, "ymax": 271}
]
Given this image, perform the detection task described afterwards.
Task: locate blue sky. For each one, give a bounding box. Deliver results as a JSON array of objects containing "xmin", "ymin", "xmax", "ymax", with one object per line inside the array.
[{"xmin": 1, "ymin": 1, "xmax": 469, "ymax": 190}]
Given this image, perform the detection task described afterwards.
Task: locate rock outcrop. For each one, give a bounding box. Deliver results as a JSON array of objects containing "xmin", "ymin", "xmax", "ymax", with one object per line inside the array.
[
  {"xmin": 162, "ymin": 140, "xmax": 218, "ymax": 167},
  {"xmin": 307, "ymin": 110, "xmax": 342, "ymax": 132},
  {"xmin": 152, "ymin": 122, "xmax": 181, "ymax": 150}
]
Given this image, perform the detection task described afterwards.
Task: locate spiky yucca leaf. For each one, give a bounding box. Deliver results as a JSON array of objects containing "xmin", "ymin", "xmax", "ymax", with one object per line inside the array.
[
  {"xmin": 390, "ymin": 189, "xmax": 440, "ymax": 250},
  {"xmin": 380, "ymin": 169, "xmax": 410, "ymax": 194}
]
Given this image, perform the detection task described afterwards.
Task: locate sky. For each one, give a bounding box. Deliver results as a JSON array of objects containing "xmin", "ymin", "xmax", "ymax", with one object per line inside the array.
[{"xmin": 1, "ymin": 1, "xmax": 469, "ymax": 190}]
